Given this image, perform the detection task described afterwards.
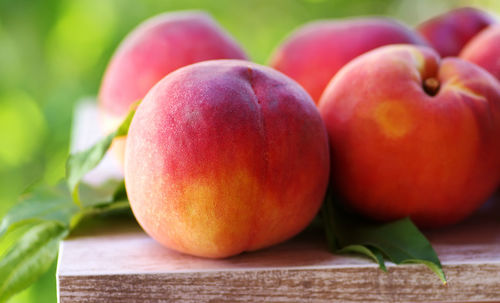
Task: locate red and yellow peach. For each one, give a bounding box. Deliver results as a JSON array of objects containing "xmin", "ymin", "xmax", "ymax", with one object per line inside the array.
[
  {"xmin": 319, "ymin": 45, "xmax": 500, "ymax": 228},
  {"xmin": 125, "ymin": 60, "xmax": 330, "ymax": 258}
]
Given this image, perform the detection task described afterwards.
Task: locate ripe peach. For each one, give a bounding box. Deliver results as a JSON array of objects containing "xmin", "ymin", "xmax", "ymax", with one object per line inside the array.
[
  {"xmin": 460, "ymin": 26, "xmax": 500, "ymax": 81},
  {"xmin": 269, "ymin": 18, "xmax": 427, "ymax": 103},
  {"xmin": 124, "ymin": 60, "xmax": 330, "ymax": 258},
  {"xmin": 98, "ymin": 11, "xmax": 247, "ymax": 165},
  {"xmin": 417, "ymin": 7, "xmax": 497, "ymax": 57},
  {"xmin": 318, "ymin": 45, "xmax": 500, "ymax": 228}
]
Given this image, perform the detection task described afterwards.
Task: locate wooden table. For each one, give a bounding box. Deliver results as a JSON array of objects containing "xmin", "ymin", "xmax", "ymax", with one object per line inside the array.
[{"xmin": 57, "ymin": 102, "xmax": 500, "ymax": 302}]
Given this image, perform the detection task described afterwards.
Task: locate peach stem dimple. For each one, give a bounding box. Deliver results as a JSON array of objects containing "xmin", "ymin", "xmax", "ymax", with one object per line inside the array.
[{"xmin": 423, "ymin": 77, "xmax": 440, "ymax": 97}]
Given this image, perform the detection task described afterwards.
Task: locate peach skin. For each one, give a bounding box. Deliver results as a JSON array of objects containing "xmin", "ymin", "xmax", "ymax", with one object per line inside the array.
[
  {"xmin": 460, "ymin": 25, "xmax": 500, "ymax": 81},
  {"xmin": 319, "ymin": 45, "xmax": 500, "ymax": 228},
  {"xmin": 269, "ymin": 18, "xmax": 427, "ymax": 103},
  {"xmin": 124, "ymin": 60, "xmax": 330, "ymax": 258},
  {"xmin": 417, "ymin": 7, "xmax": 497, "ymax": 57},
  {"xmin": 98, "ymin": 11, "xmax": 247, "ymax": 166}
]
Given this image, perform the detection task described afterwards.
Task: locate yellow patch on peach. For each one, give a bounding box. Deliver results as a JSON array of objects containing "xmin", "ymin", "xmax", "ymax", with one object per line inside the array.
[
  {"xmin": 373, "ymin": 101, "xmax": 413, "ymax": 138},
  {"xmin": 409, "ymin": 49, "xmax": 426, "ymax": 75},
  {"xmin": 387, "ymin": 48, "xmax": 425, "ymax": 83},
  {"xmin": 444, "ymin": 77, "xmax": 488, "ymax": 101},
  {"xmin": 173, "ymin": 168, "xmax": 260, "ymax": 256}
]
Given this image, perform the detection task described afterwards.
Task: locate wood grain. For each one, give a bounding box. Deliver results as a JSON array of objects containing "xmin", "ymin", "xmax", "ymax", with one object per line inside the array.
[
  {"xmin": 57, "ymin": 199, "xmax": 500, "ymax": 303},
  {"xmin": 57, "ymin": 102, "xmax": 500, "ymax": 302}
]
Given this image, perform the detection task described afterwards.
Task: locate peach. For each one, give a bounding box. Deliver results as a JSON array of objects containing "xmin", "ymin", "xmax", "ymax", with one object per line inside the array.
[
  {"xmin": 417, "ymin": 7, "xmax": 497, "ymax": 58},
  {"xmin": 318, "ymin": 45, "xmax": 500, "ymax": 228},
  {"xmin": 460, "ymin": 25, "xmax": 500, "ymax": 81},
  {"xmin": 98, "ymin": 11, "xmax": 247, "ymax": 165},
  {"xmin": 124, "ymin": 60, "xmax": 330, "ymax": 258},
  {"xmin": 269, "ymin": 18, "xmax": 427, "ymax": 103}
]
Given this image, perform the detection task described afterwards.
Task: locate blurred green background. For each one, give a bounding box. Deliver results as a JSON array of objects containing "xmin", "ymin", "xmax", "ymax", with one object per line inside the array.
[{"xmin": 0, "ymin": 0, "xmax": 498, "ymax": 301}]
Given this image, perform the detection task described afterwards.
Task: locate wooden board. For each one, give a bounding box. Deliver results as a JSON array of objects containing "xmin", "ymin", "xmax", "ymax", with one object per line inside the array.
[{"xmin": 57, "ymin": 102, "xmax": 500, "ymax": 302}]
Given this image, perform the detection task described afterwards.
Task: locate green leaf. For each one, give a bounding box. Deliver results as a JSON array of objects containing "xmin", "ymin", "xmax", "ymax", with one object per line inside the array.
[
  {"xmin": 79, "ymin": 199, "xmax": 130, "ymax": 218},
  {"xmin": 65, "ymin": 106, "xmax": 136, "ymax": 205},
  {"xmin": 0, "ymin": 180, "xmax": 130, "ymax": 303},
  {"xmin": 0, "ymin": 183, "xmax": 78, "ymax": 238},
  {"xmin": 72, "ymin": 181, "xmax": 131, "ymax": 228},
  {"xmin": 115, "ymin": 104, "xmax": 138, "ymax": 137},
  {"xmin": 321, "ymin": 189, "xmax": 446, "ymax": 284},
  {"xmin": 0, "ymin": 180, "xmax": 128, "ymax": 242},
  {"xmin": 0, "ymin": 221, "xmax": 69, "ymax": 303},
  {"xmin": 78, "ymin": 179, "xmax": 125, "ymax": 208},
  {"xmin": 65, "ymin": 132, "xmax": 114, "ymax": 205},
  {"xmin": 338, "ymin": 245, "xmax": 387, "ymax": 272},
  {"xmin": 0, "ymin": 223, "xmax": 37, "ymax": 260}
]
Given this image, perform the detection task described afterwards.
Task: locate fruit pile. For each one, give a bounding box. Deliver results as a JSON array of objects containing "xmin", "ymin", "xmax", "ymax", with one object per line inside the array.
[{"xmin": 98, "ymin": 8, "xmax": 500, "ymax": 258}]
